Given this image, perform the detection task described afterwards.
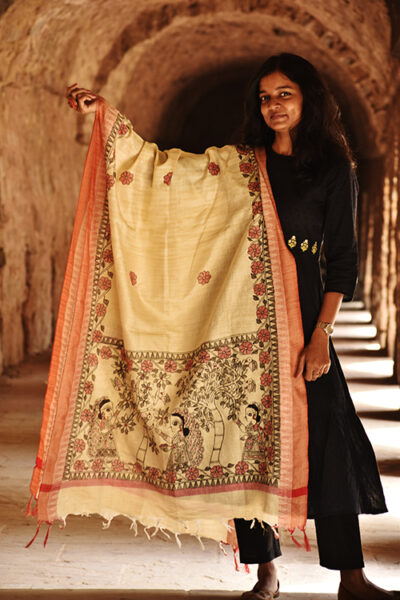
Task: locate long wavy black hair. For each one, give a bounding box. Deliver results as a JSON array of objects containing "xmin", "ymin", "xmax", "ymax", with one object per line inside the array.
[{"xmin": 242, "ymin": 53, "xmax": 354, "ymax": 181}]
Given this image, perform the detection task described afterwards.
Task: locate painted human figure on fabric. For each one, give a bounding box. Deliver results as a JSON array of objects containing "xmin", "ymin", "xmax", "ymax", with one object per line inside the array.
[
  {"xmin": 159, "ymin": 411, "xmax": 204, "ymax": 471},
  {"xmin": 241, "ymin": 404, "xmax": 265, "ymax": 461},
  {"xmin": 88, "ymin": 397, "xmax": 118, "ymax": 458}
]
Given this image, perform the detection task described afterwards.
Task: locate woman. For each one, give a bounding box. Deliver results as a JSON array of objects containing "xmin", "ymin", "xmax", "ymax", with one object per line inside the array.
[{"xmin": 60, "ymin": 54, "xmax": 393, "ymax": 600}]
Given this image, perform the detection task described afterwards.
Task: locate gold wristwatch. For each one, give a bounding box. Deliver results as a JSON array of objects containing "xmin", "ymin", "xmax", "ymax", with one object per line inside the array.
[{"xmin": 316, "ymin": 321, "xmax": 334, "ymax": 335}]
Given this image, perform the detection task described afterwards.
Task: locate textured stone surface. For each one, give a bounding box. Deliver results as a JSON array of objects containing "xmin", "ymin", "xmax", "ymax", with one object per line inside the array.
[{"xmin": 0, "ymin": 0, "xmax": 399, "ymax": 378}]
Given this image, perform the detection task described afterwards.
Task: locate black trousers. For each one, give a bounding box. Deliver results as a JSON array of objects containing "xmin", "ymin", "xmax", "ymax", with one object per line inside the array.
[{"xmin": 234, "ymin": 514, "xmax": 365, "ymax": 570}]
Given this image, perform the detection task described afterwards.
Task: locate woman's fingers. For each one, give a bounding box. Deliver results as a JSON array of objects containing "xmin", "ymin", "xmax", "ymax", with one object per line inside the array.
[
  {"xmin": 65, "ymin": 84, "xmax": 98, "ymax": 113},
  {"xmin": 295, "ymin": 351, "xmax": 306, "ymax": 377}
]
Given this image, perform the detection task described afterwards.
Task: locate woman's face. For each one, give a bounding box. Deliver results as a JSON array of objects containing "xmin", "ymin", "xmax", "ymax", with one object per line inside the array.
[
  {"xmin": 100, "ymin": 403, "xmax": 113, "ymax": 420},
  {"xmin": 259, "ymin": 71, "xmax": 303, "ymax": 134},
  {"xmin": 245, "ymin": 407, "xmax": 257, "ymax": 422},
  {"xmin": 170, "ymin": 415, "xmax": 183, "ymax": 432}
]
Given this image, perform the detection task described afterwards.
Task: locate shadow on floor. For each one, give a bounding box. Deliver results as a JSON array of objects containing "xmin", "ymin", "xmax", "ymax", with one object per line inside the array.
[
  {"xmin": 0, "ymin": 592, "xmax": 338, "ymax": 600},
  {"xmin": 376, "ymin": 458, "xmax": 400, "ymax": 476},
  {"xmin": 357, "ymin": 410, "xmax": 400, "ymax": 422}
]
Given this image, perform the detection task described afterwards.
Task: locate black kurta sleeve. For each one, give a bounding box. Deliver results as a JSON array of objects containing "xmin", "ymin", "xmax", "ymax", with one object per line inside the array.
[{"xmin": 323, "ymin": 160, "xmax": 358, "ymax": 301}]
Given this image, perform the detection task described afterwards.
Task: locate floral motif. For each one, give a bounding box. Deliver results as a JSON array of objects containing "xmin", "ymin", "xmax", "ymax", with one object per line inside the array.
[
  {"xmin": 254, "ymin": 282, "xmax": 266, "ymax": 296},
  {"xmin": 240, "ymin": 162, "xmax": 254, "ymax": 174},
  {"xmin": 112, "ymin": 459, "xmax": 125, "ymax": 472},
  {"xmin": 259, "ymin": 351, "xmax": 271, "ymax": 365},
  {"xmin": 132, "ymin": 462, "xmax": 142, "ymax": 474},
  {"xmin": 99, "ymin": 277, "xmax": 111, "ymax": 291},
  {"xmin": 165, "ymin": 470, "xmax": 176, "ymax": 483},
  {"xmin": 210, "ymin": 465, "xmax": 224, "ymax": 478},
  {"xmin": 84, "ymin": 381, "xmax": 94, "ymax": 395},
  {"xmin": 248, "ymin": 243, "xmax": 261, "ymax": 258},
  {"xmin": 208, "ymin": 162, "xmax": 220, "ymax": 176},
  {"xmin": 74, "ymin": 460, "xmax": 86, "ymax": 472},
  {"xmin": 261, "ymin": 394, "xmax": 272, "ymax": 409},
  {"xmin": 267, "ymin": 447, "xmax": 275, "ymax": 462},
  {"xmin": 235, "ymin": 460, "xmax": 249, "ymax": 475},
  {"xmin": 251, "ymin": 261, "xmax": 264, "ymax": 275},
  {"xmin": 92, "ymin": 330, "xmax": 102, "ymax": 343},
  {"xmin": 218, "ymin": 346, "xmax": 231, "ymax": 359},
  {"xmin": 312, "ymin": 241, "xmax": 318, "ymax": 254},
  {"xmin": 257, "ymin": 329, "xmax": 270, "ymax": 342},
  {"xmin": 87, "ymin": 353, "xmax": 99, "ymax": 367},
  {"xmin": 74, "ymin": 439, "xmax": 85, "ymax": 453},
  {"xmin": 186, "ymin": 467, "xmax": 199, "ymax": 480},
  {"xmin": 96, "ymin": 303, "xmax": 107, "ymax": 317},
  {"xmin": 129, "ymin": 271, "xmax": 137, "ymax": 286},
  {"xmin": 252, "ymin": 201, "xmax": 263, "ymax": 215},
  {"xmin": 148, "ymin": 467, "xmax": 160, "ymax": 480},
  {"xmin": 118, "ymin": 123, "xmax": 129, "ymax": 136},
  {"xmin": 239, "ymin": 341, "xmax": 253, "ymax": 355},
  {"xmin": 198, "ymin": 350, "xmax": 210, "ymax": 363},
  {"xmin": 248, "ymin": 181, "xmax": 260, "ymax": 192},
  {"xmin": 165, "ymin": 359, "xmax": 177, "ymax": 372},
  {"xmin": 197, "ymin": 270, "xmax": 211, "ymax": 285},
  {"xmin": 185, "ymin": 358, "xmax": 194, "ymax": 371},
  {"xmin": 92, "ymin": 458, "xmax": 104, "ymax": 472},
  {"xmin": 259, "ymin": 462, "xmax": 268, "ymax": 475},
  {"xmin": 256, "ymin": 306, "xmax": 268, "ymax": 320},
  {"xmin": 100, "ymin": 346, "xmax": 112, "ymax": 359},
  {"xmin": 81, "ymin": 409, "xmax": 93, "ymax": 423},
  {"xmin": 249, "ymin": 225, "xmax": 261, "ymax": 239},
  {"xmin": 163, "ymin": 171, "xmax": 173, "ymax": 186},
  {"xmin": 119, "ymin": 171, "xmax": 134, "ymax": 185},
  {"xmin": 288, "ymin": 235, "xmax": 297, "ymax": 249},
  {"xmin": 265, "ymin": 421, "xmax": 273, "ymax": 435},
  {"xmin": 300, "ymin": 239, "xmax": 309, "ymax": 252},
  {"xmin": 105, "ymin": 174, "xmax": 115, "ymax": 191},
  {"xmin": 260, "ymin": 372, "xmax": 272, "ymax": 387},
  {"xmin": 235, "ymin": 144, "xmax": 249, "ymax": 155},
  {"xmin": 141, "ymin": 360, "xmax": 153, "ymax": 373},
  {"xmin": 103, "ymin": 249, "xmax": 114, "ymax": 263}
]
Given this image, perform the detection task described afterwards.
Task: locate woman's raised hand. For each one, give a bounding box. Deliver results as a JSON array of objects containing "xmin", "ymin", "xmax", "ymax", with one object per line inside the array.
[{"xmin": 66, "ymin": 83, "xmax": 99, "ymax": 114}]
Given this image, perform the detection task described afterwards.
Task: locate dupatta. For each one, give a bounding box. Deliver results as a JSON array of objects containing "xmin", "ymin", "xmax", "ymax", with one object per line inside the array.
[{"xmin": 28, "ymin": 99, "xmax": 308, "ymax": 544}]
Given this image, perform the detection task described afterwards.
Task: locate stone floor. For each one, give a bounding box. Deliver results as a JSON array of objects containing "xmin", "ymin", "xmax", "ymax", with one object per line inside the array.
[{"xmin": 0, "ymin": 303, "xmax": 399, "ymax": 599}]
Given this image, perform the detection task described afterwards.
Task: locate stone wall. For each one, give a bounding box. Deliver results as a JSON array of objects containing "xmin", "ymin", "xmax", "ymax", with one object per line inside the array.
[{"xmin": 0, "ymin": 0, "xmax": 399, "ymax": 378}]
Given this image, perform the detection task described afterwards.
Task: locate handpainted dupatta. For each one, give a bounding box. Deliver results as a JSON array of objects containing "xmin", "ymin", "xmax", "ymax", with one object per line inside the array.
[{"xmin": 28, "ymin": 99, "xmax": 308, "ymax": 544}]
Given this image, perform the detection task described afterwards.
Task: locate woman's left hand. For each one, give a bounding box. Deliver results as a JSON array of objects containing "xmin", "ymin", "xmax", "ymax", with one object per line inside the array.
[{"xmin": 295, "ymin": 328, "xmax": 331, "ymax": 382}]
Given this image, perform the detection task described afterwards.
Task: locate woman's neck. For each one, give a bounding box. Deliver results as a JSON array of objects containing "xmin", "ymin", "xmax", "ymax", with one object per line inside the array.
[{"xmin": 271, "ymin": 132, "xmax": 293, "ymax": 156}]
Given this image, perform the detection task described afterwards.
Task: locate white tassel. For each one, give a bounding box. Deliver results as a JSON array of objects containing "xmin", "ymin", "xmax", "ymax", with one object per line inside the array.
[
  {"xmin": 196, "ymin": 535, "xmax": 205, "ymax": 551},
  {"xmin": 174, "ymin": 532, "xmax": 182, "ymax": 548},
  {"xmin": 144, "ymin": 526, "xmax": 151, "ymax": 541}
]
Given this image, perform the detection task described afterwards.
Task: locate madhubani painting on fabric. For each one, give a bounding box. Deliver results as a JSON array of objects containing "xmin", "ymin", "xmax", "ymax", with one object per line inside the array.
[{"xmin": 28, "ymin": 100, "xmax": 308, "ymax": 544}]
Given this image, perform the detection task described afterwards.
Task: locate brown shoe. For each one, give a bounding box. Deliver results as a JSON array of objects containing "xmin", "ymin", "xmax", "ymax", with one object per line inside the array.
[
  {"xmin": 338, "ymin": 582, "xmax": 400, "ymax": 600},
  {"xmin": 241, "ymin": 581, "xmax": 280, "ymax": 600}
]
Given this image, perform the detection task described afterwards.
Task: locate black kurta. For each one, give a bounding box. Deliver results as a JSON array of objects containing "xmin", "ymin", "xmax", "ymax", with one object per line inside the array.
[{"xmin": 266, "ymin": 147, "xmax": 387, "ymax": 518}]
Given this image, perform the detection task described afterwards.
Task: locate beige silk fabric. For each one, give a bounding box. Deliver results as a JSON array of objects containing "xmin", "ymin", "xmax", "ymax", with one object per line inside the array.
[{"xmin": 29, "ymin": 100, "xmax": 308, "ymax": 543}]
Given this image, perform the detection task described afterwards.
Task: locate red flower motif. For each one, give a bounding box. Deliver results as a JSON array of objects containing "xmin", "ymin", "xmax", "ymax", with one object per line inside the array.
[
  {"xmin": 239, "ymin": 341, "xmax": 253, "ymax": 355},
  {"xmin": 100, "ymin": 346, "xmax": 112, "ymax": 359},
  {"xmin": 132, "ymin": 462, "xmax": 142, "ymax": 474},
  {"xmin": 260, "ymin": 351, "xmax": 271, "ymax": 365},
  {"xmin": 251, "ymin": 261, "xmax": 264, "ymax": 275},
  {"xmin": 218, "ymin": 346, "xmax": 231, "ymax": 359},
  {"xmin": 118, "ymin": 123, "xmax": 129, "ymax": 135},
  {"xmin": 185, "ymin": 358, "xmax": 194, "ymax": 371},
  {"xmin": 92, "ymin": 330, "xmax": 102, "ymax": 343},
  {"xmin": 163, "ymin": 171, "xmax": 173, "ymax": 185},
  {"xmin": 106, "ymin": 174, "xmax": 115, "ymax": 190},
  {"xmin": 208, "ymin": 162, "xmax": 220, "ymax": 176},
  {"xmin": 84, "ymin": 381, "xmax": 94, "ymax": 394},
  {"xmin": 129, "ymin": 271, "xmax": 137, "ymax": 286},
  {"xmin": 235, "ymin": 144, "xmax": 249, "ymax": 155},
  {"xmin": 265, "ymin": 421, "xmax": 273, "ymax": 435},
  {"xmin": 198, "ymin": 350, "xmax": 210, "ymax": 363},
  {"xmin": 164, "ymin": 359, "xmax": 177, "ymax": 372},
  {"xmin": 210, "ymin": 465, "xmax": 223, "ymax": 478},
  {"xmin": 98, "ymin": 277, "xmax": 111, "ymax": 291},
  {"xmin": 148, "ymin": 467, "xmax": 160, "ymax": 480},
  {"xmin": 96, "ymin": 303, "xmax": 106, "ymax": 317},
  {"xmin": 121, "ymin": 349, "xmax": 133, "ymax": 371},
  {"xmin": 252, "ymin": 201, "xmax": 263, "ymax": 215},
  {"xmin": 257, "ymin": 306, "xmax": 269, "ymax": 320},
  {"xmin": 103, "ymin": 249, "xmax": 113, "ymax": 263},
  {"xmin": 197, "ymin": 270, "xmax": 211, "ymax": 285},
  {"xmin": 248, "ymin": 181, "xmax": 260, "ymax": 192},
  {"xmin": 74, "ymin": 460, "xmax": 86, "ymax": 472},
  {"xmin": 119, "ymin": 171, "xmax": 133, "ymax": 185},
  {"xmin": 261, "ymin": 372, "xmax": 272, "ymax": 387},
  {"xmin": 92, "ymin": 458, "xmax": 103, "ymax": 472},
  {"xmin": 248, "ymin": 243, "xmax": 261, "ymax": 258},
  {"xmin": 112, "ymin": 459, "xmax": 125, "ymax": 472},
  {"xmin": 267, "ymin": 446, "xmax": 275, "ymax": 462},
  {"xmin": 261, "ymin": 394, "xmax": 272, "ymax": 409},
  {"xmin": 259, "ymin": 462, "xmax": 268, "ymax": 475},
  {"xmin": 80, "ymin": 408, "xmax": 93, "ymax": 422},
  {"xmin": 74, "ymin": 439, "xmax": 85, "ymax": 453},
  {"xmin": 249, "ymin": 225, "xmax": 261, "ymax": 239},
  {"xmin": 165, "ymin": 470, "xmax": 176, "ymax": 483},
  {"xmin": 141, "ymin": 360, "xmax": 153, "ymax": 373},
  {"xmin": 258, "ymin": 328, "xmax": 270, "ymax": 342},
  {"xmin": 254, "ymin": 283, "xmax": 266, "ymax": 296},
  {"xmin": 186, "ymin": 467, "xmax": 199, "ymax": 481},
  {"xmin": 87, "ymin": 353, "xmax": 98, "ymax": 367},
  {"xmin": 240, "ymin": 162, "xmax": 254, "ymax": 174},
  {"xmin": 235, "ymin": 461, "xmax": 249, "ymax": 475}
]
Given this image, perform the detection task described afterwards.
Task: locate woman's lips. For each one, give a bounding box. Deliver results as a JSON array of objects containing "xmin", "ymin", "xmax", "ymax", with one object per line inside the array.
[{"xmin": 270, "ymin": 113, "xmax": 287, "ymax": 121}]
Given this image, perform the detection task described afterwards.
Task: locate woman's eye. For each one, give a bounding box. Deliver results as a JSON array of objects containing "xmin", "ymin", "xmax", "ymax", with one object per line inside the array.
[
  {"xmin": 280, "ymin": 91, "xmax": 291, "ymax": 97},
  {"xmin": 260, "ymin": 96, "xmax": 269, "ymax": 104}
]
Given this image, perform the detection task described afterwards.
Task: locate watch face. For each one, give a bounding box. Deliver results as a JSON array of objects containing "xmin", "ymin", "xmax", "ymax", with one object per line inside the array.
[{"xmin": 325, "ymin": 323, "xmax": 334, "ymax": 335}]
